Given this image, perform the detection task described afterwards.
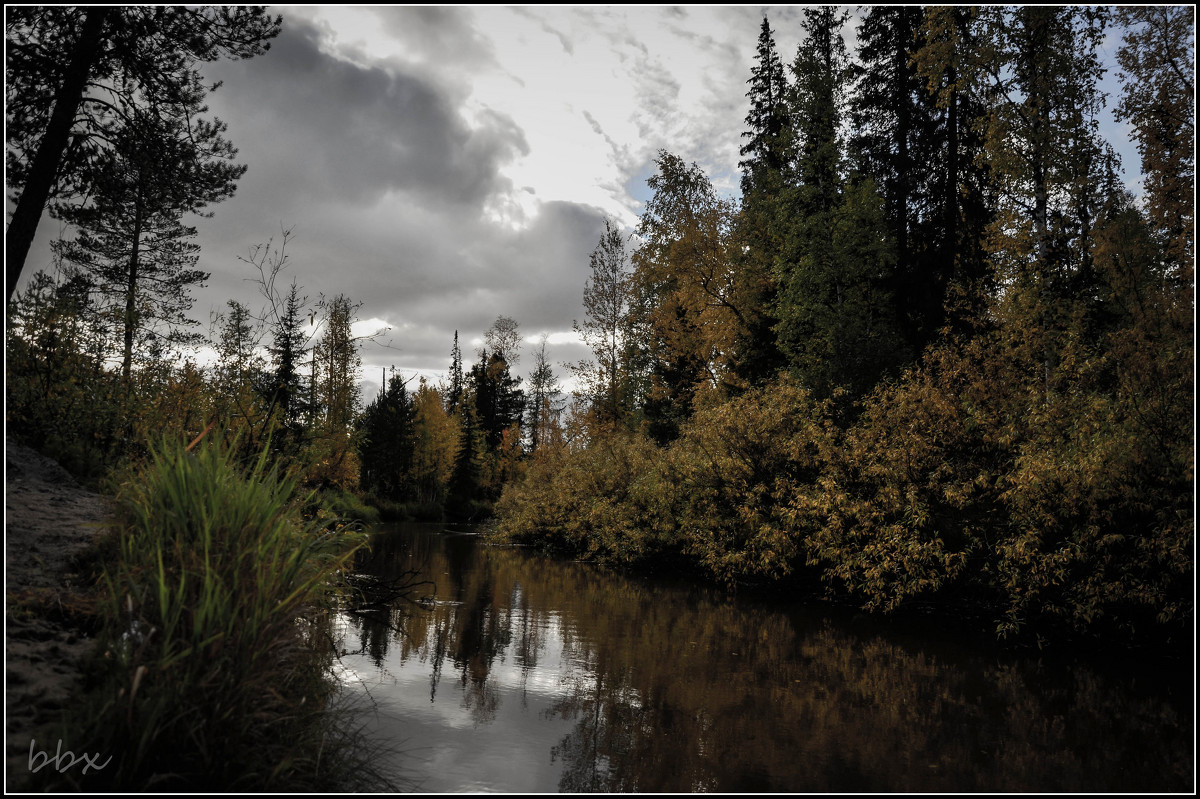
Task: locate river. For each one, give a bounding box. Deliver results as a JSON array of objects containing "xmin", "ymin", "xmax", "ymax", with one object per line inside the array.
[{"xmin": 331, "ymin": 523, "xmax": 1192, "ymax": 793}]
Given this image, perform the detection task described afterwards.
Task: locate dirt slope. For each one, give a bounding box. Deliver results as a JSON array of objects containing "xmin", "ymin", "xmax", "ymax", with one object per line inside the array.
[{"xmin": 5, "ymin": 440, "xmax": 111, "ymax": 790}]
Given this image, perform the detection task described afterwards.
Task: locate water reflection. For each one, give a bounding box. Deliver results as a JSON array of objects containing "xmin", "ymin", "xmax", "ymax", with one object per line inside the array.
[{"xmin": 334, "ymin": 523, "xmax": 1192, "ymax": 793}]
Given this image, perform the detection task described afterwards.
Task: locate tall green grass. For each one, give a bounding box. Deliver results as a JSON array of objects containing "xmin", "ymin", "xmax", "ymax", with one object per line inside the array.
[{"xmin": 40, "ymin": 437, "xmax": 384, "ymax": 791}]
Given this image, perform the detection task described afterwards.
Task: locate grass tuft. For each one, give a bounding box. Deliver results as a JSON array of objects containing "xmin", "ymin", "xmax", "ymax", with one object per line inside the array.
[{"xmin": 35, "ymin": 435, "xmax": 390, "ymax": 791}]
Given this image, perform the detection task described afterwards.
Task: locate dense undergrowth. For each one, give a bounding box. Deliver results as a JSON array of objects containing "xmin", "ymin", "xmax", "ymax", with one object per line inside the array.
[
  {"xmin": 496, "ymin": 336, "xmax": 1193, "ymax": 649},
  {"xmin": 31, "ymin": 438, "xmax": 390, "ymax": 791}
]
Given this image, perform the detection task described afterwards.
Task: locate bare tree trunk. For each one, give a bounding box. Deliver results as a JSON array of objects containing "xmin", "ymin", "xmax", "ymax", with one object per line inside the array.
[{"xmin": 121, "ymin": 199, "xmax": 144, "ymax": 385}]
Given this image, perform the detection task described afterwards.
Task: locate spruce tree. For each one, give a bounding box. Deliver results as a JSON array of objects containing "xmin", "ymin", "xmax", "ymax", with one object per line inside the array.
[
  {"xmin": 469, "ymin": 351, "xmax": 525, "ymax": 452},
  {"xmin": 739, "ymin": 17, "xmax": 791, "ymax": 198},
  {"xmin": 774, "ymin": 6, "xmax": 905, "ymax": 401},
  {"xmin": 359, "ymin": 372, "xmax": 417, "ymax": 500},
  {"xmin": 447, "ymin": 330, "xmax": 464, "ymax": 413},
  {"xmin": 447, "ymin": 398, "xmax": 483, "ymax": 512},
  {"xmin": 786, "ymin": 6, "xmax": 848, "ymax": 214},
  {"xmin": 850, "ymin": 7, "xmax": 949, "ymax": 354},
  {"xmin": 266, "ymin": 281, "xmax": 311, "ymax": 450},
  {"xmin": 908, "ymin": 6, "xmax": 997, "ymax": 331},
  {"xmin": 734, "ymin": 16, "xmax": 790, "ymax": 387}
]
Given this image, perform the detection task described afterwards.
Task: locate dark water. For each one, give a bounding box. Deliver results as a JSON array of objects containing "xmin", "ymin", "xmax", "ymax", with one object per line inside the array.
[{"xmin": 332, "ymin": 523, "xmax": 1193, "ymax": 793}]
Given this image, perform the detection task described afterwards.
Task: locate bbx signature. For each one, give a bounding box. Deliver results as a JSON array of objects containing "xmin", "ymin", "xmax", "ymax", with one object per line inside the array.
[{"xmin": 28, "ymin": 739, "xmax": 111, "ymax": 775}]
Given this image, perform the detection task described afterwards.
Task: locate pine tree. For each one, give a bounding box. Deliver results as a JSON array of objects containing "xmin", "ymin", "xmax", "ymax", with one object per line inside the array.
[
  {"xmin": 5, "ymin": 6, "xmax": 281, "ymax": 297},
  {"xmin": 51, "ymin": 112, "xmax": 233, "ymax": 383}
]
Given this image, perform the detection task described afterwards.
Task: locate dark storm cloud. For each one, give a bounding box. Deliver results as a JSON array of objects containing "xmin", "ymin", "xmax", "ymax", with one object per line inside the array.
[
  {"xmin": 206, "ymin": 187, "xmax": 607, "ymax": 395},
  {"xmin": 202, "ymin": 16, "xmax": 527, "ymax": 210},
  {"xmin": 187, "ymin": 10, "xmax": 554, "ymax": 366},
  {"xmin": 357, "ymin": 199, "xmax": 608, "ymax": 374},
  {"xmin": 192, "ymin": 10, "xmax": 614, "ymax": 383}
]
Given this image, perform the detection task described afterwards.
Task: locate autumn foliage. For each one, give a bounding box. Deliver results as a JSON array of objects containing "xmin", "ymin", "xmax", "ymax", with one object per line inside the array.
[
  {"xmin": 495, "ymin": 7, "xmax": 1193, "ymax": 645},
  {"xmin": 5, "ymin": 7, "xmax": 1192, "ymax": 647}
]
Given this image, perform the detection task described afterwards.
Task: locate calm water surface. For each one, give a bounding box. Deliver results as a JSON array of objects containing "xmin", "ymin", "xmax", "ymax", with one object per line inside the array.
[{"xmin": 332, "ymin": 523, "xmax": 1192, "ymax": 793}]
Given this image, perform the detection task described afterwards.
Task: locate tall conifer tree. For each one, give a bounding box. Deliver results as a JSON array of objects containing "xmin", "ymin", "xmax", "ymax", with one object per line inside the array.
[
  {"xmin": 359, "ymin": 371, "xmax": 417, "ymax": 500},
  {"xmin": 850, "ymin": 7, "xmax": 950, "ymax": 354},
  {"xmin": 740, "ymin": 17, "xmax": 791, "ymax": 197},
  {"xmin": 909, "ymin": 6, "xmax": 997, "ymax": 331},
  {"xmin": 267, "ymin": 281, "xmax": 310, "ymax": 448},
  {"xmin": 734, "ymin": 16, "xmax": 790, "ymax": 387},
  {"xmin": 774, "ymin": 7, "xmax": 904, "ymax": 401},
  {"xmin": 469, "ymin": 351, "xmax": 524, "ymax": 452},
  {"xmin": 447, "ymin": 330, "xmax": 465, "ymax": 413},
  {"xmin": 51, "ymin": 112, "xmax": 232, "ymax": 382}
]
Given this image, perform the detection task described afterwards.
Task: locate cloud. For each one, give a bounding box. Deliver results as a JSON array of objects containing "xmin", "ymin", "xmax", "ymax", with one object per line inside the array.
[
  {"xmin": 186, "ymin": 12, "xmax": 566, "ymax": 389},
  {"xmin": 370, "ymin": 6, "xmax": 498, "ymax": 71},
  {"xmin": 202, "ymin": 17, "xmax": 528, "ymax": 212}
]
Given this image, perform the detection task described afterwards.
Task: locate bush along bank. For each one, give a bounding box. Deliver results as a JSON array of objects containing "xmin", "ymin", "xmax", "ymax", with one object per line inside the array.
[
  {"xmin": 494, "ymin": 367, "xmax": 1193, "ymax": 651},
  {"xmin": 32, "ymin": 437, "xmax": 382, "ymax": 791}
]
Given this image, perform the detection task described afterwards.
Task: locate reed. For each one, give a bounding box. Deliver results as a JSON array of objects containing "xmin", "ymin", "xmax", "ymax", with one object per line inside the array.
[{"xmin": 39, "ymin": 436, "xmax": 386, "ymax": 791}]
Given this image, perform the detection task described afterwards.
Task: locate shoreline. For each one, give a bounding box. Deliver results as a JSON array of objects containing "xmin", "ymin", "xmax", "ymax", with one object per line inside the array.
[{"xmin": 4, "ymin": 439, "xmax": 111, "ymax": 791}]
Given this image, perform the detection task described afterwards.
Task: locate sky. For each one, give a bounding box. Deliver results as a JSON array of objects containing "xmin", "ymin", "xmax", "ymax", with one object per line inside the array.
[{"xmin": 13, "ymin": 6, "xmax": 1143, "ymax": 401}]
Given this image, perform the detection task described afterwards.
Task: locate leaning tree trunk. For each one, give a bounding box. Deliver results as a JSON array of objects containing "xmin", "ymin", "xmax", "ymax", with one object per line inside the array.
[{"xmin": 6, "ymin": 7, "xmax": 110, "ymax": 302}]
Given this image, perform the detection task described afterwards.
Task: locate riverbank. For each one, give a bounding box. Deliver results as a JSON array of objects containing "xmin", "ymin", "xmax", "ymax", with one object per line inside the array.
[
  {"xmin": 4, "ymin": 439, "xmax": 110, "ymax": 791},
  {"xmin": 5, "ymin": 439, "xmax": 396, "ymax": 791}
]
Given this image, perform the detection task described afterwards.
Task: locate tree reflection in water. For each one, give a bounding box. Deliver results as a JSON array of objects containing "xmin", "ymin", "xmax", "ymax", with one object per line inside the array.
[{"xmin": 335, "ymin": 524, "xmax": 1192, "ymax": 793}]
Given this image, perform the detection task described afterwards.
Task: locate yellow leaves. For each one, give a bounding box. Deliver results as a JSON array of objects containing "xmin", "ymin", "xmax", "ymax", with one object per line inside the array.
[{"xmin": 497, "ymin": 314, "xmax": 1190, "ymax": 641}]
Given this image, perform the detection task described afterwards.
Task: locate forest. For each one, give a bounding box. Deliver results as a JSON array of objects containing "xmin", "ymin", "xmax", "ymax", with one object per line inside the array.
[
  {"xmin": 495, "ymin": 7, "xmax": 1193, "ymax": 645},
  {"xmin": 6, "ymin": 3, "xmax": 1194, "ymax": 657}
]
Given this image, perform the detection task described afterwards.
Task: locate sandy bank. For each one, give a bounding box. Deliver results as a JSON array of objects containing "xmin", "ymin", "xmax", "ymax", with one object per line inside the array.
[{"xmin": 4, "ymin": 440, "xmax": 111, "ymax": 790}]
